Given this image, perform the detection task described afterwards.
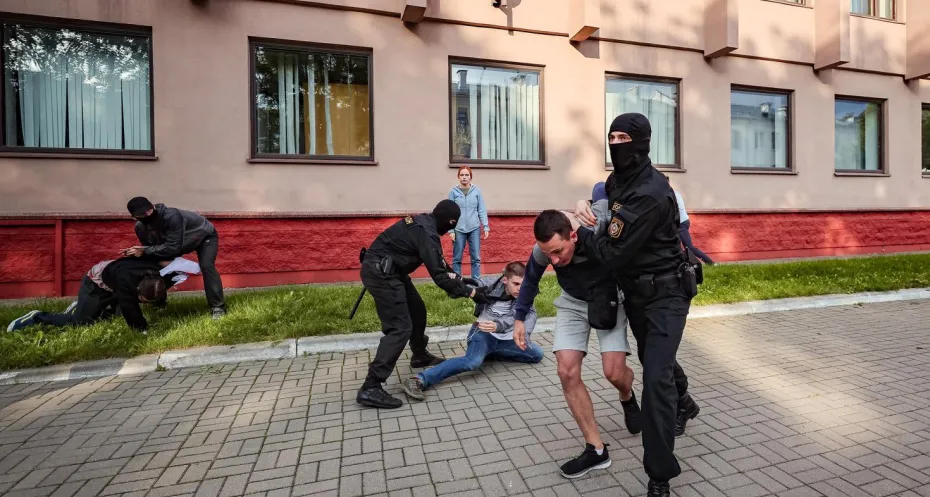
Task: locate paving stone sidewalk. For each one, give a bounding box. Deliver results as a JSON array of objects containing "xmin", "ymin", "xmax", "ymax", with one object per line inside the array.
[{"xmin": 2, "ymin": 300, "xmax": 930, "ymax": 497}]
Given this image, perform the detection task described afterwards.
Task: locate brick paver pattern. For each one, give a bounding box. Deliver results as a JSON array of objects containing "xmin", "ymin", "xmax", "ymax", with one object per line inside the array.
[{"xmin": 2, "ymin": 300, "xmax": 930, "ymax": 497}]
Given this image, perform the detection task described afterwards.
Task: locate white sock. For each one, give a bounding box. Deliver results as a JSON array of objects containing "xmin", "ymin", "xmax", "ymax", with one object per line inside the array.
[{"xmin": 595, "ymin": 446, "xmax": 604, "ymax": 455}]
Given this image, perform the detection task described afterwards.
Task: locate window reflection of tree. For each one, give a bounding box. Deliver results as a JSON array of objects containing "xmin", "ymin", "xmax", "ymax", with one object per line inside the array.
[
  {"xmin": 253, "ymin": 46, "xmax": 370, "ymax": 158},
  {"xmin": 2, "ymin": 24, "xmax": 151, "ymax": 150}
]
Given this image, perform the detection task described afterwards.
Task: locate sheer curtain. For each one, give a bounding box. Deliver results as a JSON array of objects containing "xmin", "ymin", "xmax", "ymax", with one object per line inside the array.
[
  {"xmin": 451, "ymin": 64, "xmax": 540, "ymax": 162},
  {"xmin": 605, "ymin": 79, "xmax": 677, "ymax": 165},
  {"xmin": 851, "ymin": 0, "xmax": 870, "ymax": 14},
  {"xmin": 3, "ymin": 24, "xmax": 151, "ymax": 150}
]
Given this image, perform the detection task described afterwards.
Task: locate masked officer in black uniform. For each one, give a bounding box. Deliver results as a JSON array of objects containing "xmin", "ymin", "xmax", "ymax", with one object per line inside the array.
[
  {"xmin": 574, "ymin": 113, "xmax": 700, "ymax": 497},
  {"xmin": 357, "ymin": 199, "xmax": 488, "ymax": 409}
]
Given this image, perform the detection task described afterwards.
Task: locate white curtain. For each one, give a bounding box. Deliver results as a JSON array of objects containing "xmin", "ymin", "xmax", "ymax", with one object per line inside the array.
[
  {"xmin": 4, "ymin": 27, "xmax": 150, "ymax": 151},
  {"xmin": 878, "ymin": 0, "xmax": 893, "ymax": 18},
  {"xmin": 453, "ymin": 64, "xmax": 540, "ymax": 161},
  {"xmin": 276, "ymin": 53, "xmax": 335, "ymax": 155},
  {"xmin": 851, "ymin": 0, "xmax": 870, "ymax": 14},
  {"xmin": 606, "ymin": 79, "xmax": 677, "ymax": 165},
  {"xmin": 277, "ymin": 54, "xmax": 298, "ymax": 154}
]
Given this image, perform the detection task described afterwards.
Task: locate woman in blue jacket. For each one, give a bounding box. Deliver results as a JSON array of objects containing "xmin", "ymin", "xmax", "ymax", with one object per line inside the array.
[{"xmin": 449, "ymin": 166, "xmax": 489, "ymax": 278}]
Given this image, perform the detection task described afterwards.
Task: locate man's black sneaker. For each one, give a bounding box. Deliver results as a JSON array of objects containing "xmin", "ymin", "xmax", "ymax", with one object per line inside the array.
[
  {"xmin": 559, "ymin": 443, "xmax": 611, "ymax": 479},
  {"xmin": 647, "ymin": 479, "xmax": 670, "ymax": 497},
  {"xmin": 621, "ymin": 391, "xmax": 642, "ymax": 435},
  {"xmin": 401, "ymin": 376, "xmax": 426, "ymax": 401},
  {"xmin": 356, "ymin": 385, "xmax": 402, "ymax": 409},
  {"xmin": 410, "ymin": 351, "xmax": 445, "ymax": 368},
  {"xmin": 676, "ymin": 393, "xmax": 700, "ymax": 437}
]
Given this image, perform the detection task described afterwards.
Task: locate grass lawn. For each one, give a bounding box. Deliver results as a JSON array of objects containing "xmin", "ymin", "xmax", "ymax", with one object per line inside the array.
[{"xmin": 2, "ymin": 253, "xmax": 930, "ymax": 371}]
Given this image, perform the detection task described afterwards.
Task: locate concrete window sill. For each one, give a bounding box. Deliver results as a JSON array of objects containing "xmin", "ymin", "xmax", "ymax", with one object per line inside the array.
[
  {"xmin": 731, "ymin": 168, "xmax": 798, "ymax": 175},
  {"xmin": 0, "ymin": 151, "xmax": 157, "ymax": 161}
]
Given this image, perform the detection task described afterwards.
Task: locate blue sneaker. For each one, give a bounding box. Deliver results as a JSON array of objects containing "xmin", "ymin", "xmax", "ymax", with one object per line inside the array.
[{"xmin": 7, "ymin": 310, "xmax": 40, "ymax": 332}]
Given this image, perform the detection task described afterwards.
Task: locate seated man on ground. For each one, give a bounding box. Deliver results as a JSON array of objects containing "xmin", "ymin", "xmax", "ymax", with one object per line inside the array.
[
  {"xmin": 6, "ymin": 257, "xmax": 197, "ymax": 334},
  {"xmin": 400, "ymin": 261, "xmax": 542, "ymax": 400}
]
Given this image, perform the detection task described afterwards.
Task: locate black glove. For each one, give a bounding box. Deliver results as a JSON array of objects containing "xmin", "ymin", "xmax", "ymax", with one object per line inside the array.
[
  {"xmin": 462, "ymin": 277, "xmax": 480, "ymax": 287},
  {"xmin": 470, "ymin": 286, "xmax": 490, "ymax": 305}
]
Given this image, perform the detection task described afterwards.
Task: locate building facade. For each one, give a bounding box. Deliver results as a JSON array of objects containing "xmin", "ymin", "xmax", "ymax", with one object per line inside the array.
[{"xmin": 1, "ymin": 0, "xmax": 930, "ymax": 298}]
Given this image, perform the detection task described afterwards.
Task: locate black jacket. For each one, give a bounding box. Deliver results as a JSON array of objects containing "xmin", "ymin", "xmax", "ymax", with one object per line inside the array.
[
  {"xmin": 135, "ymin": 204, "xmax": 217, "ymax": 260},
  {"xmin": 101, "ymin": 258, "xmax": 164, "ymax": 330},
  {"xmin": 577, "ymin": 156, "xmax": 685, "ymax": 288},
  {"xmin": 366, "ymin": 214, "xmax": 470, "ymax": 298}
]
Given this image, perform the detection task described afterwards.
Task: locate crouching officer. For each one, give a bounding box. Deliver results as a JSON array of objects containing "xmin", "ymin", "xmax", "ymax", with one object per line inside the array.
[
  {"xmin": 357, "ymin": 199, "xmax": 488, "ymax": 409},
  {"xmin": 574, "ymin": 112, "xmax": 701, "ymax": 497}
]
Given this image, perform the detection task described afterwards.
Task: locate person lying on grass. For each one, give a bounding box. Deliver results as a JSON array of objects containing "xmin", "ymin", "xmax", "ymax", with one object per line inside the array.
[
  {"xmin": 400, "ymin": 261, "xmax": 542, "ymax": 400},
  {"xmin": 6, "ymin": 257, "xmax": 199, "ymax": 334}
]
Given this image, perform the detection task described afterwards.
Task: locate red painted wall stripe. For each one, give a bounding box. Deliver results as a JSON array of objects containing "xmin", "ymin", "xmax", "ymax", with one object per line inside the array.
[{"xmin": 2, "ymin": 211, "xmax": 929, "ymax": 299}]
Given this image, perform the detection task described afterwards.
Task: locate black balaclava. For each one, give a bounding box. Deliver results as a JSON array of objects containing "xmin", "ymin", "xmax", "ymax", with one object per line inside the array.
[
  {"xmin": 608, "ymin": 112, "xmax": 652, "ymax": 172},
  {"xmin": 432, "ymin": 199, "xmax": 460, "ymax": 235},
  {"xmin": 127, "ymin": 196, "xmax": 158, "ymax": 225}
]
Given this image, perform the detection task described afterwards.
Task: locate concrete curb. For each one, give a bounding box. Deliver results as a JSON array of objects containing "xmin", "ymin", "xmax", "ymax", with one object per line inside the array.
[{"xmin": 2, "ymin": 288, "xmax": 927, "ymax": 384}]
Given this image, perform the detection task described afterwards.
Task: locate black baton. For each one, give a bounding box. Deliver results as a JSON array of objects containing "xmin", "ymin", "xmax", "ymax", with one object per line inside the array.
[{"xmin": 348, "ymin": 287, "xmax": 367, "ymax": 320}]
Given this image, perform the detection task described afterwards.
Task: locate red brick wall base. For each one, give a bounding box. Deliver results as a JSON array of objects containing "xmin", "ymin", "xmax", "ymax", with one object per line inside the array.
[{"xmin": 2, "ymin": 211, "xmax": 930, "ymax": 299}]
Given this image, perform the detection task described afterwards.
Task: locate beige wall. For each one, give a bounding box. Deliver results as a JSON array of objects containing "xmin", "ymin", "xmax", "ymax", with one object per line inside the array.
[{"xmin": 0, "ymin": 0, "xmax": 928, "ymax": 215}]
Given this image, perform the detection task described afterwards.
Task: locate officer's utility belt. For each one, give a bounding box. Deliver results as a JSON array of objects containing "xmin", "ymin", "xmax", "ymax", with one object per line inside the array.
[
  {"xmin": 361, "ymin": 249, "xmax": 399, "ymax": 277},
  {"xmin": 634, "ymin": 265, "xmax": 698, "ymax": 299}
]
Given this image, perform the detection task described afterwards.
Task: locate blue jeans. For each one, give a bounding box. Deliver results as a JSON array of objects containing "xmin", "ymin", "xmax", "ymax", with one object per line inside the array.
[
  {"xmin": 418, "ymin": 327, "xmax": 544, "ymax": 388},
  {"xmin": 452, "ymin": 229, "xmax": 481, "ymax": 278}
]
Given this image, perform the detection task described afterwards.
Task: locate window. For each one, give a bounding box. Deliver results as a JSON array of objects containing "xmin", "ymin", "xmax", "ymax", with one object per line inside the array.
[
  {"xmin": 450, "ymin": 61, "xmax": 542, "ymax": 165},
  {"xmin": 730, "ymin": 88, "xmax": 790, "ymax": 170},
  {"xmin": 251, "ymin": 40, "xmax": 372, "ymax": 161},
  {"xmin": 1, "ymin": 19, "xmax": 152, "ymax": 154},
  {"xmin": 922, "ymin": 105, "xmax": 930, "ymax": 175},
  {"xmin": 834, "ymin": 97, "xmax": 883, "ymax": 172},
  {"xmin": 851, "ymin": 0, "xmax": 895, "ymax": 19},
  {"xmin": 605, "ymin": 76, "xmax": 679, "ymax": 167}
]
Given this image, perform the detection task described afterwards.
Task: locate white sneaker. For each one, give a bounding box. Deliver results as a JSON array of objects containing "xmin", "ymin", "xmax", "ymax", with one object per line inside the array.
[{"xmin": 65, "ymin": 301, "xmax": 78, "ymax": 314}]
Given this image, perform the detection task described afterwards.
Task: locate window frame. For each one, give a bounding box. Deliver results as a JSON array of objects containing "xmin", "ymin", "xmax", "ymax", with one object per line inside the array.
[
  {"xmin": 248, "ymin": 37, "xmax": 376, "ymax": 165},
  {"xmin": 0, "ymin": 13, "xmax": 155, "ymax": 159},
  {"xmin": 447, "ymin": 56, "xmax": 546, "ymax": 169},
  {"xmin": 833, "ymin": 94, "xmax": 887, "ymax": 176},
  {"xmin": 761, "ymin": 0, "xmax": 809, "ymax": 7},
  {"xmin": 922, "ymin": 103, "xmax": 930, "ymax": 177},
  {"xmin": 849, "ymin": 0, "xmax": 897, "ymax": 21},
  {"xmin": 728, "ymin": 84, "xmax": 795, "ymax": 174},
  {"xmin": 604, "ymin": 72, "xmax": 683, "ymax": 171}
]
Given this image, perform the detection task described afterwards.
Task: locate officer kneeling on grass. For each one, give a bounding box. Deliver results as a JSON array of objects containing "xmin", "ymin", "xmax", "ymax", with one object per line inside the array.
[{"xmin": 357, "ymin": 199, "xmax": 489, "ymax": 409}]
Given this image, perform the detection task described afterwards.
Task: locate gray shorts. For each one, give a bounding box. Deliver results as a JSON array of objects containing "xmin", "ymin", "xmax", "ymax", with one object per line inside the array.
[{"xmin": 552, "ymin": 290, "xmax": 631, "ymax": 355}]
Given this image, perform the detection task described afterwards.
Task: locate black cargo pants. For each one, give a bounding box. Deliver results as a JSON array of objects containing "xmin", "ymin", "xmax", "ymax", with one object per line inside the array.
[
  {"xmin": 195, "ymin": 233, "xmax": 225, "ymax": 311},
  {"xmin": 34, "ymin": 276, "xmax": 117, "ymax": 327},
  {"xmin": 360, "ymin": 260, "xmax": 429, "ymax": 390},
  {"xmin": 622, "ymin": 274, "xmax": 692, "ymax": 483}
]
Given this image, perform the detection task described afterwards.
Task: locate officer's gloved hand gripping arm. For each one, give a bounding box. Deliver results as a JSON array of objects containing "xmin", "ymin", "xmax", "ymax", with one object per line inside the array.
[
  {"xmin": 576, "ymin": 195, "xmax": 662, "ymax": 271},
  {"xmin": 413, "ymin": 227, "xmax": 473, "ymax": 299}
]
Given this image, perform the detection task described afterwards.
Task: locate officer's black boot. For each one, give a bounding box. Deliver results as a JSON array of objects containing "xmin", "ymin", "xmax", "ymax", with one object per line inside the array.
[
  {"xmin": 676, "ymin": 393, "xmax": 700, "ymax": 437},
  {"xmin": 620, "ymin": 391, "xmax": 642, "ymax": 435},
  {"xmin": 409, "ymin": 336, "xmax": 446, "ymax": 368},
  {"xmin": 357, "ymin": 382, "xmax": 402, "ymax": 409},
  {"xmin": 647, "ymin": 479, "xmax": 670, "ymax": 497}
]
